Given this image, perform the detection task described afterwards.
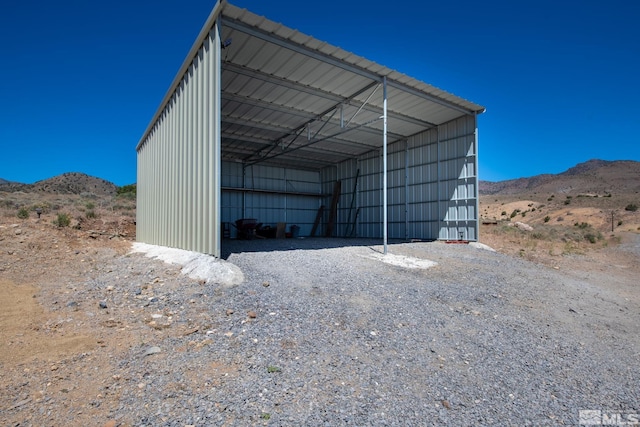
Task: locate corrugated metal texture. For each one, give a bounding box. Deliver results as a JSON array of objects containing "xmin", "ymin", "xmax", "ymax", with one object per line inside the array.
[
  {"xmin": 334, "ymin": 159, "xmax": 359, "ymax": 236},
  {"xmin": 348, "ymin": 143, "xmax": 409, "ymax": 239},
  {"xmin": 205, "ymin": 3, "xmax": 485, "ymax": 172},
  {"xmin": 220, "ymin": 4, "xmax": 483, "ymax": 111},
  {"xmin": 436, "ymin": 115, "xmax": 478, "ymax": 241},
  {"xmin": 220, "ymin": 161, "xmax": 322, "ymax": 237},
  {"xmin": 348, "ymin": 151, "xmax": 381, "ymax": 238},
  {"xmin": 242, "ymin": 164, "xmax": 321, "ymax": 194},
  {"xmin": 221, "ymin": 161, "xmax": 243, "ymax": 187},
  {"xmin": 137, "ymin": 26, "xmax": 222, "ymax": 256},
  {"xmin": 326, "ymin": 115, "xmax": 478, "ymax": 241}
]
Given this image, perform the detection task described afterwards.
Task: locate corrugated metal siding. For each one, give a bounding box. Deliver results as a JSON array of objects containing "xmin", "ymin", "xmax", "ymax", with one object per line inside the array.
[
  {"xmin": 220, "ymin": 162, "xmax": 322, "ymax": 237},
  {"xmin": 333, "ymin": 159, "xmax": 359, "ymax": 237},
  {"xmin": 437, "ymin": 115, "xmax": 478, "ymax": 240},
  {"xmin": 137, "ymin": 25, "xmax": 222, "ymax": 256},
  {"xmin": 326, "ymin": 115, "xmax": 478, "ymax": 241},
  {"xmin": 214, "ymin": 4, "xmax": 484, "ymax": 171}
]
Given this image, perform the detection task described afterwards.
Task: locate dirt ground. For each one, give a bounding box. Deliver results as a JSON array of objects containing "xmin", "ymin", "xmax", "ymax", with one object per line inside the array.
[
  {"xmin": 1, "ymin": 197, "xmax": 638, "ymax": 426},
  {"xmin": 0, "ymin": 205, "xmax": 137, "ymax": 427}
]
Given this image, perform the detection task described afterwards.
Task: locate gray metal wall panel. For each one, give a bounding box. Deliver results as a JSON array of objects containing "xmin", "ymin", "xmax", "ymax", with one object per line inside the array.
[
  {"xmin": 327, "ymin": 114, "xmax": 478, "ymax": 241},
  {"xmin": 331, "ymin": 160, "xmax": 357, "ymax": 237},
  {"xmin": 220, "ymin": 161, "xmax": 322, "ymax": 237},
  {"xmin": 221, "ymin": 161, "xmax": 243, "ymax": 188},
  {"xmin": 436, "ymin": 115, "xmax": 478, "ymax": 241},
  {"xmin": 137, "ymin": 25, "xmax": 222, "ymax": 256}
]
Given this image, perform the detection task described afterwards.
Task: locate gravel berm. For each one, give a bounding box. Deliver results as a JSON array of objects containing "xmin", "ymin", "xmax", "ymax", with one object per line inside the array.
[{"xmin": 14, "ymin": 237, "xmax": 640, "ymax": 426}]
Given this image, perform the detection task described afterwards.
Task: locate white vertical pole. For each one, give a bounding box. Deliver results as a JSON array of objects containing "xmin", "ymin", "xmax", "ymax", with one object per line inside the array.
[
  {"xmin": 473, "ymin": 112, "xmax": 480, "ymax": 242},
  {"xmin": 383, "ymin": 76, "xmax": 388, "ymax": 255},
  {"xmin": 436, "ymin": 127, "xmax": 441, "ymax": 239}
]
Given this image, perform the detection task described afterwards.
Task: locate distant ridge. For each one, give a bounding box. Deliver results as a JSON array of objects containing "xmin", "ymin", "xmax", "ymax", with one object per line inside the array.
[
  {"xmin": 0, "ymin": 178, "xmax": 28, "ymax": 192},
  {"xmin": 480, "ymin": 159, "xmax": 640, "ymax": 195},
  {"xmin": 0, "ymin": 172, "xmax": 117, "ymax": 196}
]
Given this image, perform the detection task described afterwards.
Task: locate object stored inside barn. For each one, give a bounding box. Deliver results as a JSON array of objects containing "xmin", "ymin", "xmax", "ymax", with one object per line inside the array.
[{"xmin": 136, "ymin": 1, "xmax": 485, "ymax": 257}]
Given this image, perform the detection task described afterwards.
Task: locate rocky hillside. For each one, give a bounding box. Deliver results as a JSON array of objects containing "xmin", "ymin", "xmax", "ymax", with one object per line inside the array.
[
  {"xmin": 0, "ymin": 172, "xmax": 117, "ymax": 196},
  {"xmin": 479, "ymin": 159, "xmax": 640, "ymax": 263},
  {"xmin": 480, "ymin": 159, "xmax": 640, "ymax": 196},
  {"xmin": 0, "ymin": 178, "xmax": 28, "ymax": 192}
]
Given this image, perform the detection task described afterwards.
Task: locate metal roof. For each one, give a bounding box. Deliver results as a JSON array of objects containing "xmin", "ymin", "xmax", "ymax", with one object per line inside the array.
[{"xmin": 139, "ymin": 1, "xmax": 485, "ymax": 170}]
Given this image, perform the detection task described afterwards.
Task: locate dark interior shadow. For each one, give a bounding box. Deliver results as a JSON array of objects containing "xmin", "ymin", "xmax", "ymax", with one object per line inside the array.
[{"xmin": 220, "ymin": 237, "xmax": 433, "ymax": 260}]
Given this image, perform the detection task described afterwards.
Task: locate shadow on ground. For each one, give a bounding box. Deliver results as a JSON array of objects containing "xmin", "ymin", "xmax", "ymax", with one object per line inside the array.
[{"xmin": 220, "ymin": 237, "xmax": 436, "ymax": 259}]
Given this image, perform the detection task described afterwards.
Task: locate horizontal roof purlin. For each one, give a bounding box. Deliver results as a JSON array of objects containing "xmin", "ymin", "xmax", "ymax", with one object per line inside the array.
[{"xmin": 138, "ymin": 1, "xmax": 485, "ymax": 170}]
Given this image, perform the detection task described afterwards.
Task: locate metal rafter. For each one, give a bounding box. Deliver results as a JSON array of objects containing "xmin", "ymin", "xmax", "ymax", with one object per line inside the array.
[
  {"xmin": 223, "ymin": 62, "xmax": 438, "ymax": 130},
  {"xmin": 220, "ymin": 15, "xmax": 478, "ymax": 117}
]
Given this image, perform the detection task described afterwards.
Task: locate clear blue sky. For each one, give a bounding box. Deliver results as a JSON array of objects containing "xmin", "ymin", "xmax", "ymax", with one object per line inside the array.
[{"xmin": 1, "ymin": 0, "xmax": 638, "ymax": 186}]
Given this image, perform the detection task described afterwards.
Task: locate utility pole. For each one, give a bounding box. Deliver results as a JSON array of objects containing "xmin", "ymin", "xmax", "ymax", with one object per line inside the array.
[{"xmin": 611, "ymin": 211, "xmax": 615, "ymax": 233}]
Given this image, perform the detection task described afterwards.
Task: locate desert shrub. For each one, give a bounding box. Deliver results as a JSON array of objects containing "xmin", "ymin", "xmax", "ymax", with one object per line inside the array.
[
  {"xmin": 117, "ymin": 184, "xmax": 136, "ymax": 196},
  {"xmin": 510, "ymin": 209, "xmax": 520, "ymax": 218},
  {"xmin": 544, "ymin": 216, "xmax": 550, "ymax": 223},
  {"xmin": 85, "ymin": 202, "xmax": 95, "ymax": 210},
  {"xmin": 584, "ymin": 233, "xmax": 596, "ymax": 244},
  {"xmin": 54, "ymin": 213, "xmax": 71, "ymax": 227},
  {"xmin": 618, "ymin": 220, "xmax": 623, "ymax": 226},
  {"xmin": 17, "ymin": 207, "xmax": 29, "ymax": 219},
  {"xmin": 501, "ymin": 211, "xmax": 507, "ymax": 216},
  {"xmin": 0, "ymin": 199, "xmax": 15, "ymax": 209},
  {"xmin": 521, "ymin": 212, "xmax": 526, "ymax": 217},
  {"xmin": 86, "ymin": 210, "xmax": 97, "ymax": 219},
  {"xmin": 575, "ymin": 222, "xmax": 590, "ymax": 229},
  {"xmin": 625, "ymin": 204, "xmax": 638, "ymax": 212},
  {"xmin": 564, "ymin": 199, "xmax": 571, "ymax": 205},
  {"xmin": 113, "ymin": 203, "xmax": 134, "ymax": 211},
  {"xmin": 116, "ymin": 191, "xmax": 136, "ymax": 201}
]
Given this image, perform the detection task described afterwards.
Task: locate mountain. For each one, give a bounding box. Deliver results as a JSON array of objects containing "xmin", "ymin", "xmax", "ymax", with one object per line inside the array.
[
  {"xmin": 480, "ymin": 159, "xmax": 640, "ymax": 196},
  {"xmin": 0, "ymin": 172, "xmax": 117, "ymax": 196},
  {"xmin": 0, "ymin": 178, "xmax": 28, "ymax": 192}
]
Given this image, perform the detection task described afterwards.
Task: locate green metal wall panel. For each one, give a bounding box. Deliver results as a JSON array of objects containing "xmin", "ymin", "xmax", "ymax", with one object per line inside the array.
[{"xmin": 137, "ymin": 24, "xmax": 222, "ymax": 256}]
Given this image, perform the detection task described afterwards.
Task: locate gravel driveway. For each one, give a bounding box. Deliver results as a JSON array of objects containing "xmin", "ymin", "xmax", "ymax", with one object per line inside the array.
[
  {"xmin": 3, "ymin": 236, "xmax": 638, "ymax": 426},
  {"xmin": 113, "ymin": 237, "xmax": 639, "ymax": 426}
]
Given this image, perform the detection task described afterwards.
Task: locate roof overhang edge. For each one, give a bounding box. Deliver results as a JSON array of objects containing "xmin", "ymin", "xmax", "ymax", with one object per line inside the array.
[{"xmin": 136, "ymin": 0, "xmax": 226, "ymax": 151}]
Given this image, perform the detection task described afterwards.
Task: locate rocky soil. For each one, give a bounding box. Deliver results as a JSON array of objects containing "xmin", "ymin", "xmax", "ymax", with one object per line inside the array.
[{"xmin": 1, "ymin": 198, "xmax": 639, "ymax": 426}]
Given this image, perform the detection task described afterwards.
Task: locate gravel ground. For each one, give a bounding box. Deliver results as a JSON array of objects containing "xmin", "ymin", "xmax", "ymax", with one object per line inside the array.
[{"xmin": 2, "ymin": 236, "xmax": 639, "ymax": 426}]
